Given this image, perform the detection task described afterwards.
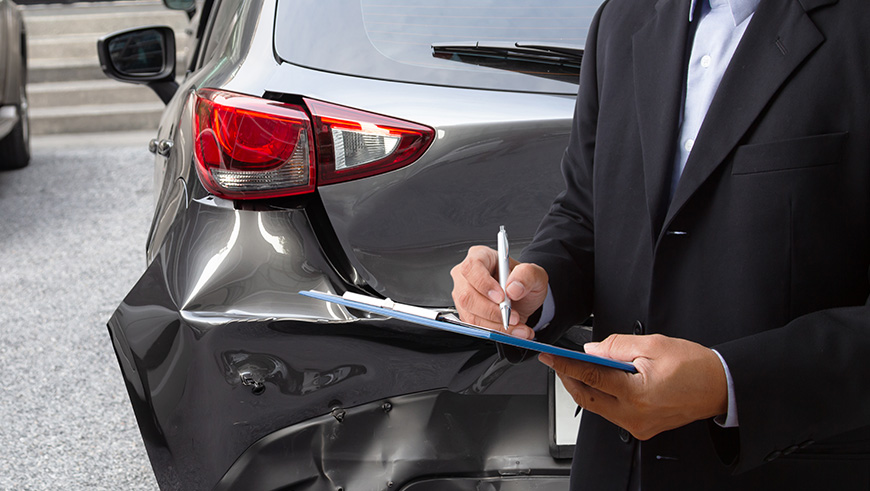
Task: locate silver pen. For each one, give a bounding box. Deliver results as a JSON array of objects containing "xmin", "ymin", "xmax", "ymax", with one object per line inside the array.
[{"xmin": 497, "ymin": 225, "xmax": 511, "ymax": 331}]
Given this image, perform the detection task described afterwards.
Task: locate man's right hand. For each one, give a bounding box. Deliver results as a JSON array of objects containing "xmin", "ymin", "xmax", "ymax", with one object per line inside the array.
[{"xmin": 450, "ymin": 245, "xmax": 549, "ymax": 340}]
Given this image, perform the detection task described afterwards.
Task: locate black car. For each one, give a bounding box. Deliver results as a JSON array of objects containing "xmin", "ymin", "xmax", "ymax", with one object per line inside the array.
[
  {"xmin": 99, "ymin": 0, "xmax": 601, "ymax": 488},
  {"xmin": 0, "ymin": 0, "xmax": 29, "ymax": 170}
]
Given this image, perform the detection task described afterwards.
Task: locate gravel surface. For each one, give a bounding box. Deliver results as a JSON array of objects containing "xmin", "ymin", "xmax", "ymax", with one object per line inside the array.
[{"xmin": 0, "ymin": 132, "xmax": 158, "ymax": 490}]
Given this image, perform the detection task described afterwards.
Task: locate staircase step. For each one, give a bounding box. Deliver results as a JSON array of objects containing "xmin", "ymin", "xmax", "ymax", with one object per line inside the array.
[
  {"xmin": 30, "ymin": 102, "xmax": 164, "ymax": 135},
  {"xmin": 19, "ymin": 0, "xmax": 189, "ymax": 135},
  {"xmin": 28, "ymin": 79, "xmax": 163, "ymax": 108},
  {"xmin": 27, "ymin": 31, "xmax": 190, "ymax": 61},
  {"xmin": 28, "ymin": 57, "xmax": 104, "ymax": 83},
  {"xmin": 22, "ymin": 2, "xmax": 188, "ymax": 38}
]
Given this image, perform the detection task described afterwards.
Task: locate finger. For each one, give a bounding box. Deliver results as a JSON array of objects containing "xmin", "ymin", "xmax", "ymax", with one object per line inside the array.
[
  {"xmin": 505, "ymin": 262, "xmax": 548, "ymax": 302},
  {"xmin": 508, "ymin": 325, "xmax": 535, "ymax": 340},
  {"xmin": 556, "ymin": 372, "xmax": 617, "ymax": 412},
  {"xmin": 450, "ymin": 249, "xmax": 503, "ymax": 324},
  {"xmin": 458, "ymin": 246, "xmax": 505, "ymax": 303},
  {"xmin": 450, "ymin": 280, "xmax": 503, "ymax": 329},
  {"xmin": 585, "ymin": 333, "xmax": 660, "ymax": 363},
  {"xmin": 503, "ymin": 263, "xmax": 548, "ymax": 325},
  {"xmin": 540, "ymin": 353, "xmax": 633, "ymax": 398}
]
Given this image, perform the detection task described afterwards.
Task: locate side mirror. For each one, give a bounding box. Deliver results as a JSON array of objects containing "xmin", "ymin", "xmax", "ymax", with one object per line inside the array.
[
  {"xmin": 163, "ymin": 0, "xmax": 196, "ymax": 19},
  {"xmin": 163, "ymin": 0, "xmax": 196, "ymax": 11},
  {"xmin": 97, "ymin": 26, "xmax": 179, "ymax": 104}
]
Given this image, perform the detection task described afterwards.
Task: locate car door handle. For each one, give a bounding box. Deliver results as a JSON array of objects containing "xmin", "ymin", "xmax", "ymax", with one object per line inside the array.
[{"xmin": 149, "ymin": 138, "xmax": 174, "ymax": 157}]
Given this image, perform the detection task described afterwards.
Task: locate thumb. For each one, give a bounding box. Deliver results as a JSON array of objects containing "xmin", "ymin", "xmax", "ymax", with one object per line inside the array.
[{"xmin": 584, "ymin": 334, "xmax": 641, "ymax": 362}]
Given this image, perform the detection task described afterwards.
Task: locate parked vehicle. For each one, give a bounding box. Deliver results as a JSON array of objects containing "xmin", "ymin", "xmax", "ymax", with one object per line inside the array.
[
  {"xmin": 99, "ymin": 0, "xmax": 602, "ymax": 488},
  {"xmin": 0, "ymin": 0, "xmax": 29, "ymax": 170}
]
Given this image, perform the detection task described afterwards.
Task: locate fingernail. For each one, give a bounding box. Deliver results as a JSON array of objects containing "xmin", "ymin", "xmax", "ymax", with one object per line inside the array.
[
  {"xmin": 584, "ymin": 342, "xmax": 599, "ymax": 353},
  {"xmin": 506, "ymin": 281, "xmax": 525, "ymax": 299},
  {"xmin": 509, "ymin": 311, "xmax": 519, "ymax": 325},
  {"xmin": 487, "ymin": 290, "xmax": 502, "ymax": 303}
]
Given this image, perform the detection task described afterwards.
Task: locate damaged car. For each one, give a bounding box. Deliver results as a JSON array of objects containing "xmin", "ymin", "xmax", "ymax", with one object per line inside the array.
[{"xmin": 99, "ymin": 0, "xmax": 602, "ymax": 488}]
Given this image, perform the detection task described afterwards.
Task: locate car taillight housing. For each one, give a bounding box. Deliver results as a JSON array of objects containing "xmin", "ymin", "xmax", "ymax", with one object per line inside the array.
[
  {"xmin": 192, "ymin": 89, "xmax": 435, "ymax": 199},
  {"xmin": 304, "ymin": 98, "xmax": 435, "ymax": 185},
  {"xmin": 193, "ymin": 89, "xmax": 316, "ymax": 199}
]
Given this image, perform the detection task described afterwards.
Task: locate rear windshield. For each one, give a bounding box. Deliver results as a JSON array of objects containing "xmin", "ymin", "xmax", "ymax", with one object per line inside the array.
[{"xmin": 274, "ymin": 0, "xmax": 603, "ymax": 94}]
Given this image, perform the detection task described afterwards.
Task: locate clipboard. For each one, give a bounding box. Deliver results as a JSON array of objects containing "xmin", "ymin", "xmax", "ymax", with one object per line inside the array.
[{"xmin": 299, "ymin": 290, "xmax": 637, "ymax": 373}]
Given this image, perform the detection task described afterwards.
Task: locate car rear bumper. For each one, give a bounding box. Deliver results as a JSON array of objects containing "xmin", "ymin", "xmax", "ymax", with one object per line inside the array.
[
  {"xmin": 108, "ymin": 201, "xmax": 570, "ymax": 489},
  {"xmin": 215, "ymin": 389, "xmax": 569, "ymax": 490}
]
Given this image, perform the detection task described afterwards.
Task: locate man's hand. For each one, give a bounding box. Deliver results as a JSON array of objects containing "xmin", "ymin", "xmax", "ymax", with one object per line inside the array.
[
  {"xmin": 450, "ymin": 245, "xmax": 549, "ymax": 339},
  {"xmin": 539, "ymin": 334, "xmax": 728, "ymax": 440}
]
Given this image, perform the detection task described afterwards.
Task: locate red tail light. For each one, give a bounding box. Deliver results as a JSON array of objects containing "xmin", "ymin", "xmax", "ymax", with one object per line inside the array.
[
  {"xmin": 193, "ymin": 89, "xmax": 316, "ymax": 199},
  {"xmin": 192, "ymin": 89, "xmax": 435, "ymax": 199},
  {"xmin": 305, "ymin": 98, "xmax": 435, "ymax": 185}
]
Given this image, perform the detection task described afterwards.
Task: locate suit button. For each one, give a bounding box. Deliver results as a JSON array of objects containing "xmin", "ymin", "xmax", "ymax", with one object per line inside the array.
[
  {"xmin": 619, "ymin": 427, "xmax": 633, "ymax": 443},
  {"xmin": 764, "ymin": 450, "xmax": 782, "ymax": 462},
  {"xmin": 633, "ymin": 320, "xmax": 644, "ymax": 335}
]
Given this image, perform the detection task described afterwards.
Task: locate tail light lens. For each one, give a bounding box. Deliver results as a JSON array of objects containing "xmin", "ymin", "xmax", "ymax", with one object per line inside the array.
[
  {"xmin": 192, "ymin": 89, "xmax": 435, "ymax": 199},
  {"xmin": 305, "ymin": 98, "xmax": 435, "ymax": 185},
  {"xmin": 194, "ymin": 89, "xmax": 316, "ymax": 199}
]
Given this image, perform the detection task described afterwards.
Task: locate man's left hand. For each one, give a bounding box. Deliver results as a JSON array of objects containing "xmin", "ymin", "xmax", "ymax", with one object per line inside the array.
[{"xmin": 539, "ymin": 334, "xmax": 728, "ymax": 440}]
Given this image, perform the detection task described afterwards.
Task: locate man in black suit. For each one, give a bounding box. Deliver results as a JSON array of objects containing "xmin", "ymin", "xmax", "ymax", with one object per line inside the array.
[{"xmin": 451, "ymin": 0, "xmax": 870, "ymax": 488}]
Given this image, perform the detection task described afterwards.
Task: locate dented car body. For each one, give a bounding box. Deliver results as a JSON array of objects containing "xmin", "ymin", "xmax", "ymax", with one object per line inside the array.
[{"xmin": 102, "ymin": 0, "xmax": 602, "ymax": 488}]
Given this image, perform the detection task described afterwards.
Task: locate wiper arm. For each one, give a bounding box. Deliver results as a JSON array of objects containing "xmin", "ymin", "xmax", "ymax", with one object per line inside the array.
[{"xmin": 432, "ymin": 41, "xmax": 583, "ymax": 65}]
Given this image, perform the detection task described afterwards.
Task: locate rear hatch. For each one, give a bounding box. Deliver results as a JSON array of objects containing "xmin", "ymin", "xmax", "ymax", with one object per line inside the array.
[{"xmin": 273, "ymin": 0, "xmax": 601, "ymax": 306}]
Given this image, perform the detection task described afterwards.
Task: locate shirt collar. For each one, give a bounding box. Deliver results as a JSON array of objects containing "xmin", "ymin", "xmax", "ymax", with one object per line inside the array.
[{"xmin": 688, "ymin": 0, "xmax": 759, "ymax": 25}]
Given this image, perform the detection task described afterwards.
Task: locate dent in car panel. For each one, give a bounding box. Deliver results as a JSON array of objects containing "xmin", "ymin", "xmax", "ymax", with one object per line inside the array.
[
  {"xmin": 214, "ymin": 390, "xmax": 569, "ymax": 490},
  {"xmin": 222, "ymin": 350, "xmax": 367, "ymax": 396}
]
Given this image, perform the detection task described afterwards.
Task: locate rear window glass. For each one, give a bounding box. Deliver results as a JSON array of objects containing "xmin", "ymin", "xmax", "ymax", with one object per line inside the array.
[{"xmin": 274, "ymin": 0, "xmax": 603, "ymax": 94}]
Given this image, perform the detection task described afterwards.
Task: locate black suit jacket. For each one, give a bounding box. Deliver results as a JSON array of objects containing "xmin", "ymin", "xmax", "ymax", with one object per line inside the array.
[{"xmin": 521, "ymin": 0, "xmax": 870, "ymax": 489}]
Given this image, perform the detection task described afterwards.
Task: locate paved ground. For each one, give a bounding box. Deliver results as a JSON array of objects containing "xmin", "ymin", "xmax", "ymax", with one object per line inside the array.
[{"xmin": 0, "ymin": 131, "xmax": 158, "ymax": 490}]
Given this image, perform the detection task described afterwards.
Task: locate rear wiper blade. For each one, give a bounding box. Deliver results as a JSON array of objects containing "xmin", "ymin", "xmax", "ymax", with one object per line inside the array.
[{"xmin": 432, "ymin": 41, "xmax": 583, "ymax": 65}]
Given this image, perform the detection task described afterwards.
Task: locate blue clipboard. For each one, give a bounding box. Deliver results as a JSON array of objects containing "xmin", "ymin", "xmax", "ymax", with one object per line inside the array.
[{"xmin": 299, "ymin": 290, "xmax": 636, "ymax": 373}]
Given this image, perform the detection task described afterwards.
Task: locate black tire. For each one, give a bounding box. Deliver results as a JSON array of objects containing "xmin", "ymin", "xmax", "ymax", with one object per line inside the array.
[{"xmin": 0, "ymin": 82, "xmax": 30, "ymax": 171}]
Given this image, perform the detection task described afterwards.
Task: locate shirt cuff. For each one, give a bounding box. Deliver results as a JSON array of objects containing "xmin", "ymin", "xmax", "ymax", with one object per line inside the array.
[
  {"xmin": 711, "ymin": 349, "xmax": 739, "ymax": 428},
  {"xmin": 531, "ymin": 287, "xmax": 555, "ymax": 331}
]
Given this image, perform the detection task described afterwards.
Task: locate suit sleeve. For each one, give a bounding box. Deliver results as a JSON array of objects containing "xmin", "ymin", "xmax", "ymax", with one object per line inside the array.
[
  {"xmin": 518, "ymin": 1, "xmax": 608, "ymax": 345},
  {"xmin": 712, "ymin": 301, "xmax": 870, "ymax": 474}
]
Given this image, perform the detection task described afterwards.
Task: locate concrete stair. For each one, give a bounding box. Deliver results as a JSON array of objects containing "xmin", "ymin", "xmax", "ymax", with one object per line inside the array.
[{"xmin": 22, "ymin": 0, "xmax": 189, "ymax": 135}]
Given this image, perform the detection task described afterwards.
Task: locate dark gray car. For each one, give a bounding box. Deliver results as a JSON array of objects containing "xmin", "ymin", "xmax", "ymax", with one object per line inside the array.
[
  {"xmin": 0, "ymin": 0, "xmax": 29, "ymax": 170},
  {"xmin": 99, "ymin": 0, "xmax": 602, "ymax": 488}
]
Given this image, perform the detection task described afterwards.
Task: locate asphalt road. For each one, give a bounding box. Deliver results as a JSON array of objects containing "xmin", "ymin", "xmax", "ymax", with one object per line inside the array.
[{"xmin": 0, "ymin": 132, "xmax": 158, "ymax": 490}]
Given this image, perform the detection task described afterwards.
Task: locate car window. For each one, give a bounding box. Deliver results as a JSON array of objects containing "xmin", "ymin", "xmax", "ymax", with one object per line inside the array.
[
  {"xmin": 274, "ymin": 0, "xmax": 604, "ymax": 94},
  {"xmin": 361, "ymin": 2, "xmax": 586, "ymax": 66},
  {"xmin": 181, "ymin": 0, "xmax": 215, "ymax": 74},
  {"xmin": 198, "ymin": 0, "xmax": 244, "ymax": 66}
]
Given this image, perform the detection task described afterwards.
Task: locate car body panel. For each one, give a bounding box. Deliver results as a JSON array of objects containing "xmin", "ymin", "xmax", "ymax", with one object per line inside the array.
[
  {"xmin": 160, "ymin": 0, "xmax": 576, "ymax": 306},
  {"xmin": 0, "ymin": 0, "xmax": 25, "ymax": 137},
  {"xmin": 263, "ymin": 62, "xmax": 574, "ymax": 304},
  {"xmin": 213, "ymin": 390, "xmax": 568, "ymax": 490},
  {"xmin": 109, "ymin": 198, "xmax": 569, "ymax": 487},
  {"xmin": 0, "ymin": 0, "xmax": 12, "ymax": 103}
]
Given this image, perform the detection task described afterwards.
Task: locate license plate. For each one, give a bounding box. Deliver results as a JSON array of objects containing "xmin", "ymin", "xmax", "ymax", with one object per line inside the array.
[{"xmin": 549, "ymin": 370, "xmax": 581, "ymax": 458}]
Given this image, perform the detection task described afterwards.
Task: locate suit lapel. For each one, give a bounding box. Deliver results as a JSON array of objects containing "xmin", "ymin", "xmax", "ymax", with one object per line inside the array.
[
  {"xmin": 662, "ymin": 0, "xmax": 830, "ymax": 234},
  {"xmin": 633, "ymin": 0, "xmax": 693, "ymax": 241}
]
